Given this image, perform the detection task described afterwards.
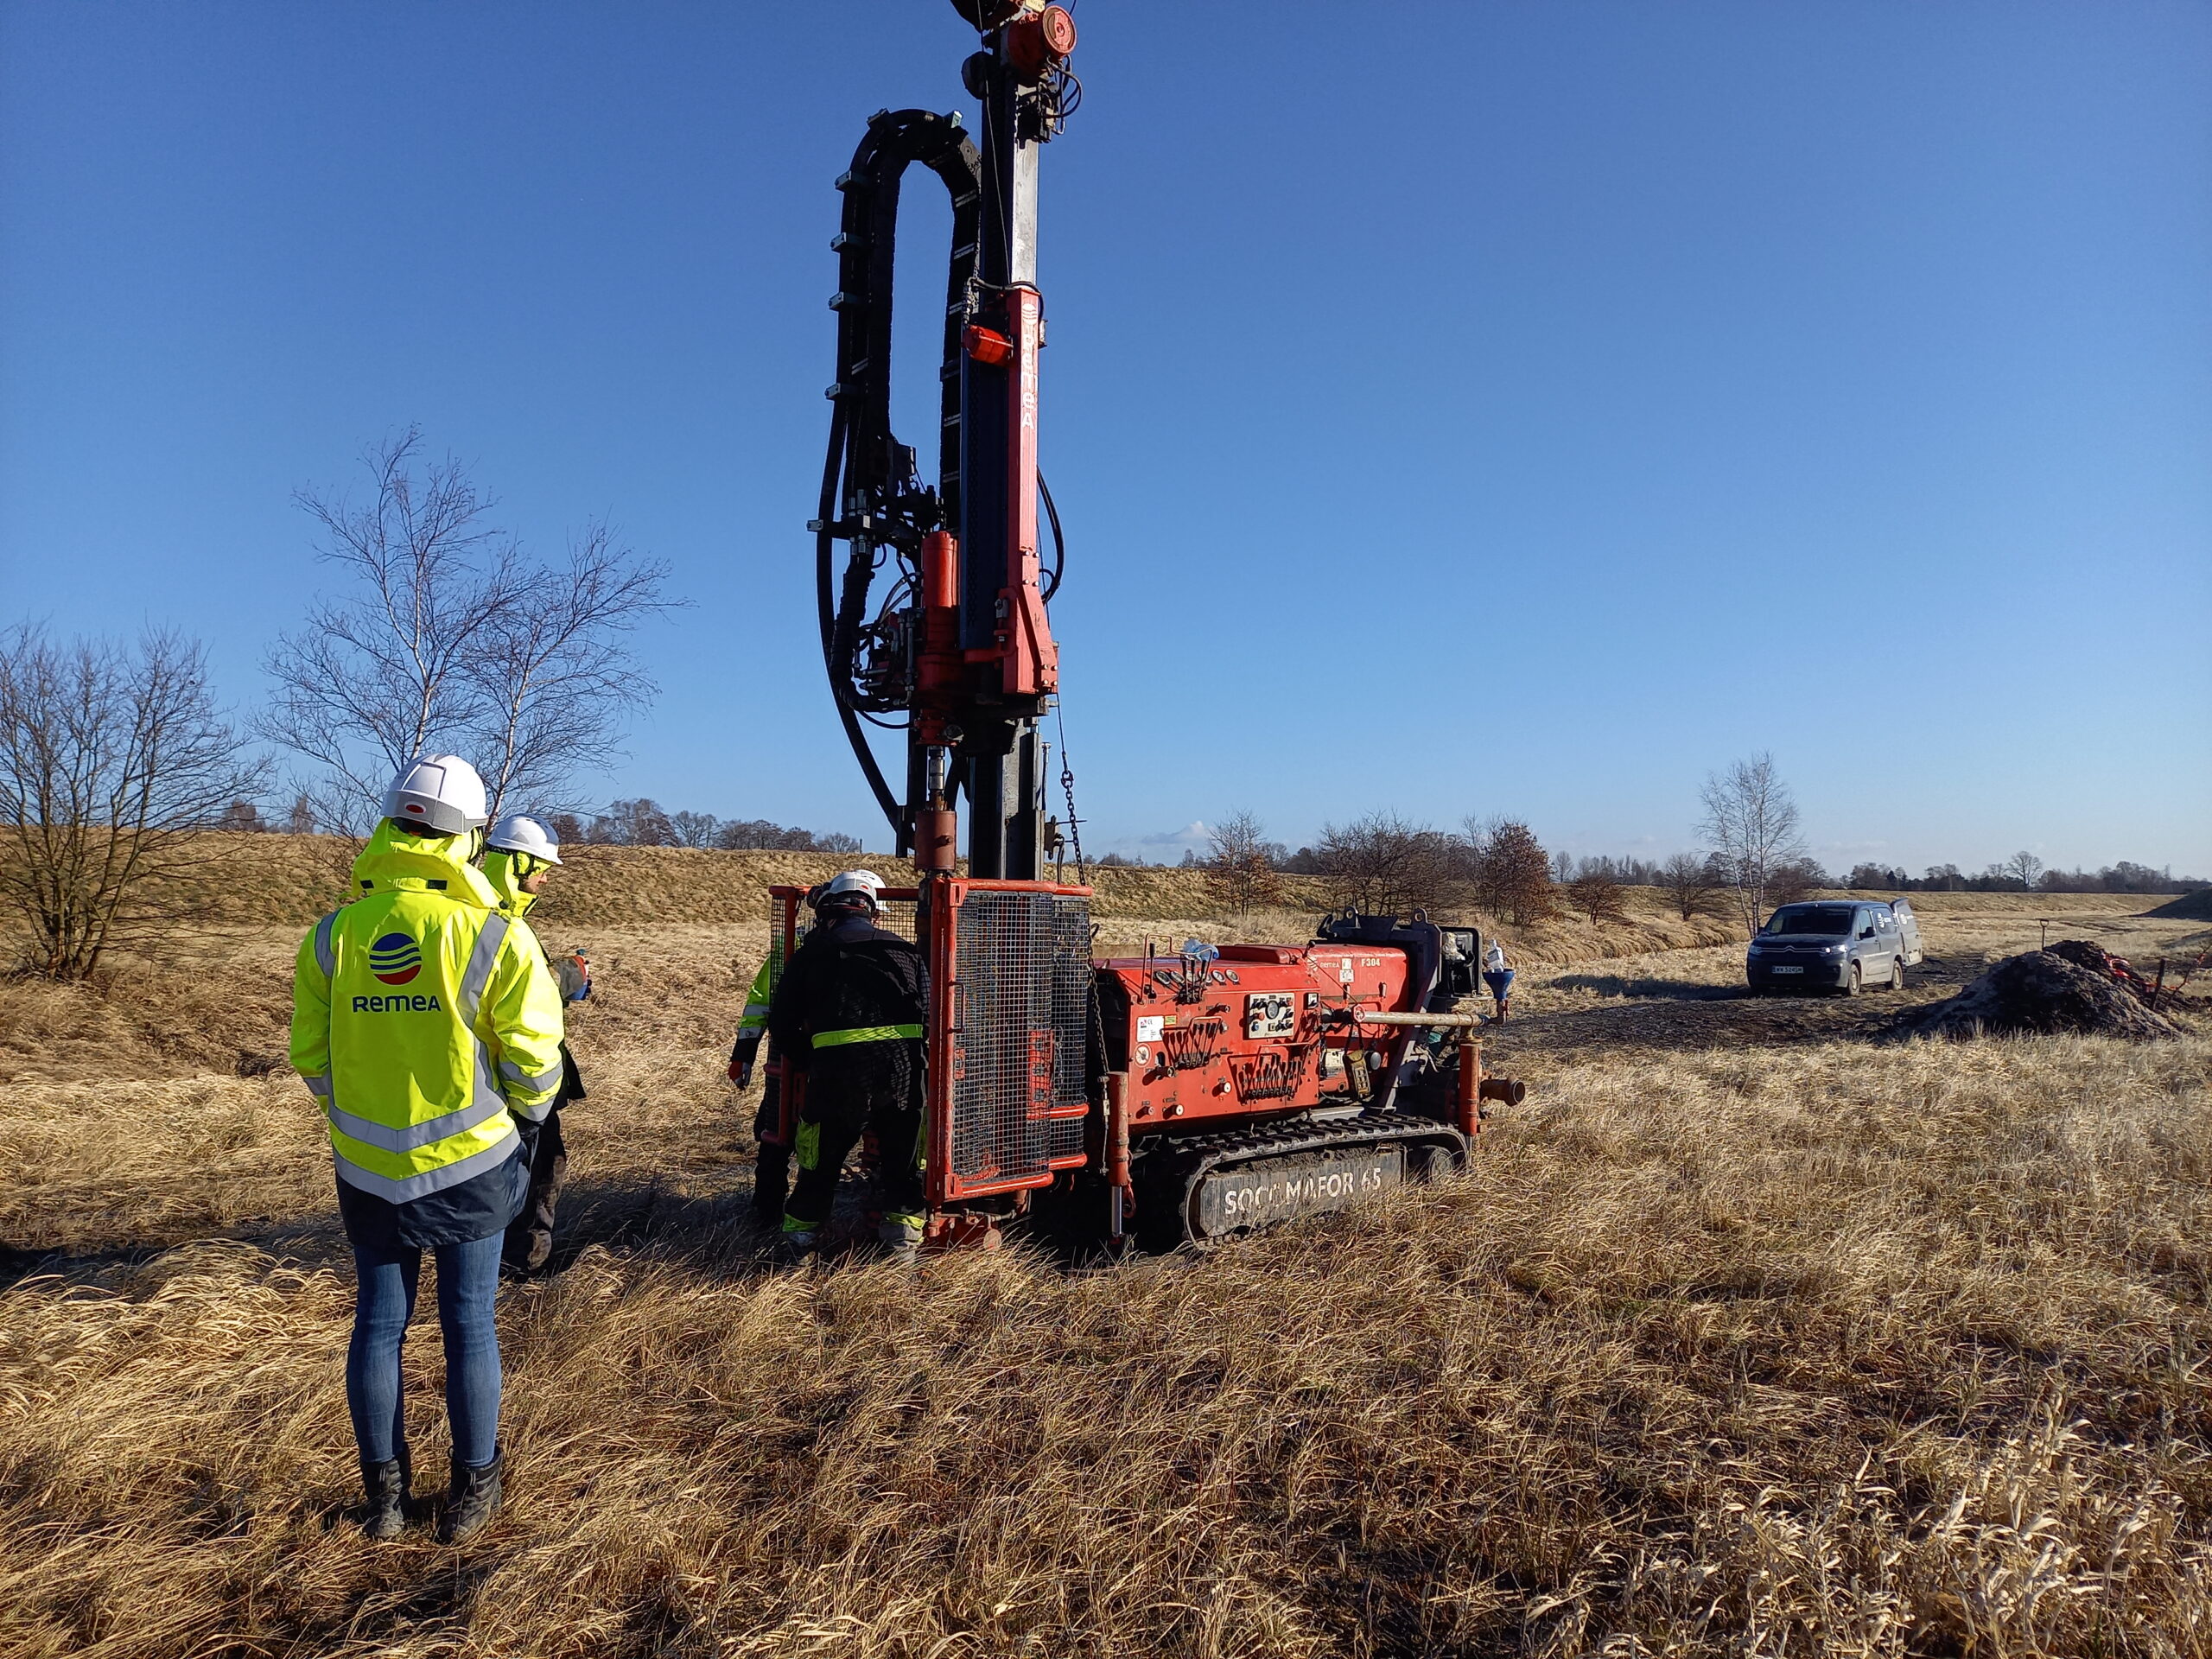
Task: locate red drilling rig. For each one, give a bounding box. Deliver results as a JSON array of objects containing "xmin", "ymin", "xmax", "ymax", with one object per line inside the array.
[{"xmin": 778, "ymin": 1, "xmax": 1522, "ymax": 1252}]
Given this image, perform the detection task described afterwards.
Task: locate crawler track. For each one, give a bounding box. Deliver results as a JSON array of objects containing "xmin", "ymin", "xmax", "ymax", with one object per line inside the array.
[{"xmin": 1130, "ymin": 1110, "xmax": 1468, "ymax": 1251}]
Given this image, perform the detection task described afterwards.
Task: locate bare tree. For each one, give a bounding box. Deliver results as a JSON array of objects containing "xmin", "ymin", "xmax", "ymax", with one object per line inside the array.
[
  {"xmin": 669, "ymin": 810, "xmax": 721, "ymax": 849},
  {"xmin": 2002, "ymin": 849, "xmax": 2044, "ymax": 891},
  {"xmin": 471, "ymin": 524, "xmax": 672, "ymax": 821},
  {"xmin": 715, "ymin": 817, "xmax": 829, "ymax": 851},
  {"xmin": 1565, "ymin": 866, "xmax": 1628, "ymax": 926},
  {"xmin": 1764, "ymin": 855, "xmax": 1828, "ymax": 910},
  {"xmin": 1204, "ymin": 810, "xmax": 1285, "ymax": 918},
  {"xmin": 260, "ymin": 429, "xmax": 518, "ymax": 827},
  {"xmin": 1461, "ymin": 816, "xmax": 1506, "ymax": 915},
  {"xmin": 1699, "ymin": 752, "xmax": 1807, "ymax": 934},
  {"xmin": 592, "ymin": 798, "xmax": 677, "ymax": 846},
  {"xmin": 1658, "ymin": 850, "xmax": 1719, "ymax": 920},
  {"xmin": 260, "ymin": 428, "xmax": 674, "ymax": 829},
  {"xmin": 1313, "ymin": 811, "xmax": 1459, "ymax": 914},
  {"xmin": 0, "ymin": 627, "xmax": 269, "ymax": 978}
]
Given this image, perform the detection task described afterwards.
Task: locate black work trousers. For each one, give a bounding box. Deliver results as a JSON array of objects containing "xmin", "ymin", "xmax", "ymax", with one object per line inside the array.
[
  {"xmin": 502, "ymin": 1102, "xmax": 568, "ymax": 1273},
  {"xmin": 503, "ymin": 1040, "xmax": 582, "ymax": 1274},
  {"xmin": 784, "ymin": 1039, "xmax": 925, "ymax": 1230},
  {"xmin": 751, "ymin": 1063, "xmax": 789, "ymax": 1221}
]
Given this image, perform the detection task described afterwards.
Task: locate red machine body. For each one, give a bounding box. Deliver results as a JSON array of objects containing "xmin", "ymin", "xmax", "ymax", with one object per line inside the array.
[{"xmin": 1098, "ymin": 944, "xmax": 1414, "ymax": 1129}]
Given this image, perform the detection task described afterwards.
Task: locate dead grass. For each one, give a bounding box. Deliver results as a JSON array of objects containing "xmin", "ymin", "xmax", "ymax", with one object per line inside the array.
[{"xmin": 1, "ymin": 900, "xmax": 2207, "ymax": 1656}]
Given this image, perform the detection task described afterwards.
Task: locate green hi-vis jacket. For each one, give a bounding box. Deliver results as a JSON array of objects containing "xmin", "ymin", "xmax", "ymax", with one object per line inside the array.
[{"xmin": 290, "ymin": 823, "xmax": 566, "ymax": 1206}]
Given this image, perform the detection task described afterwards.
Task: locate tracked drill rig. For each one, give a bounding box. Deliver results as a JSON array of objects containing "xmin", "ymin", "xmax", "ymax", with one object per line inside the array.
[{"xmin": 779, "ymin": 0, "xmax": 1522, "ymax": 1252}]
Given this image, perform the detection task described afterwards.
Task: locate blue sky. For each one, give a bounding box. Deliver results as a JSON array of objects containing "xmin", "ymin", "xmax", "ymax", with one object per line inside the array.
[{"xmin": 3, "ymin": 1, "xmax": 2207, "ymax": 874}]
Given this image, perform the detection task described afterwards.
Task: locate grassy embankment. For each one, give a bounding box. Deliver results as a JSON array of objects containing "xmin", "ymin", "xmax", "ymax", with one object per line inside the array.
[{"xmin": 1, "ymin": 855, "xmax": 2206, "ymax": 1656}]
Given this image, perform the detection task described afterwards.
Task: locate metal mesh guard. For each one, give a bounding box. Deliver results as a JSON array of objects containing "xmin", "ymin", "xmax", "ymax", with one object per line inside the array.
[{"xmin": 950, "ymin": 888, "xmax": 1091, "ymax": 1185}]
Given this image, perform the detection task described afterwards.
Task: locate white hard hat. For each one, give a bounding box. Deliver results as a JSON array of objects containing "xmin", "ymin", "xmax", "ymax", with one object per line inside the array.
[
  {"xmin": 486, "ymin": 813, "xmax": 563, "ymax": 865},
  {"xmin": 380, "ymin": 754, "xmax": 489, "ymax": 836},
  {"xmin": 819, "ymin": 868, "xmax": 885, "ymax": 909}
]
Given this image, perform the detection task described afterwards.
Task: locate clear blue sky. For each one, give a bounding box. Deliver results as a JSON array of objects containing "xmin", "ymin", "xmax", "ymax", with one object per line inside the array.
[{"xmin": 3, "ymin": 1, "xmax": 2207, "ymax": 874}]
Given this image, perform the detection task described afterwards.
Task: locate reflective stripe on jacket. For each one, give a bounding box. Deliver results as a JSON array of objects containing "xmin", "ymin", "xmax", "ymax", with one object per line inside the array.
[
  {"xmin": 730, "ymin": 931, "xmax": 794, "ymax": 1070},
  {"xmin": 737, "ymin": 955, "xmax": 775, "ymax": 1036},
  {"xmin": 812, "ymin": 1023, "xmax": 924, "ymax": 1047},
  {"xmin": 766, "ymin": 914, "xmax": 927, "ymax": 1065},
  {"xmin": 291, "ymin": 822, "xmax": 566, "ymax": 1206}
]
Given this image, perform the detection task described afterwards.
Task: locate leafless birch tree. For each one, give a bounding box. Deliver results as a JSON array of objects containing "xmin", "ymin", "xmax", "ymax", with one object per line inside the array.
[
  {"xmin": 260, "ymin": 429, "xmax": 674, "ymax": 829},
  {"xmin": 0, "ymin": 626, "xmax": 268, "ymax": 977},
  {"xmin": 1699, "ymin": 752, "xmax": 1807, "ymax": 933}
]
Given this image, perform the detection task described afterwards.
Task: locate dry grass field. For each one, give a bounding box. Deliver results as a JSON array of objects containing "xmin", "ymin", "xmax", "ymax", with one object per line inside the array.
[{"xmin": 2, "ymin": 880, "xmax": 2208, "ymax": 1656}]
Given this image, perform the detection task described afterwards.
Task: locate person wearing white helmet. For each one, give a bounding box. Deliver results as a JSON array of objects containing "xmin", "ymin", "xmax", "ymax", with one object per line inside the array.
[
  {"xmin": 380, "ymin": 753, "xmax": 492, "ymax": 840},
  {"xmin": 481, "ymin": 814, "xmax": 588, "ymax": 1276},
  {"xmin": 291, "ymin": 754, "xmax": 563, "ymax": 1542},
  {"xmin": 765, "ymin": 870, "xmax": 930, "ymax": 1263}
]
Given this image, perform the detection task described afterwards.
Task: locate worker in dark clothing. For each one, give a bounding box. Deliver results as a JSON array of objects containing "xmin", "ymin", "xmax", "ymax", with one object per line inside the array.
[
  {"xmin": 766, "ymin": 869, "xmax": 928, "ymax": 1264},
  {"xmin": 481, "ymin": 814, "xmax": 589, "ymax": 1276}
]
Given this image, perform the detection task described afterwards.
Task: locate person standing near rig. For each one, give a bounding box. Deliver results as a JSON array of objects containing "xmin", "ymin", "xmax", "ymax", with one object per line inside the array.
[
  {"xmin": 291, "ymin": 755, "xmax": 564, "ymax": 1542},
  {"xmin": 766, "ymin": 871, "xmax": 930, "ymax": 1265}
]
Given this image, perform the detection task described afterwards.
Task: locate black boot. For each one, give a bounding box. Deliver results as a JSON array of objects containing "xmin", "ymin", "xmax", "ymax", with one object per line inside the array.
[
  {"xmin": 439, "ymin": 1447, "xmax": 504, "ymax": 1543},
  {"xmin": 360, "ymin": 1448, "xmax": 410, "ymax": 1541},
  {"xmin": 752, "ymin": 1143, "xmax": 791, "ymax": 1226}
]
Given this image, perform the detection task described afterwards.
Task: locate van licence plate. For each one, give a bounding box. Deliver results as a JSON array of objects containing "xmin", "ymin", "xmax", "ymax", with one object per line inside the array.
[{"xmin": 1771, "ymin": 965, "xmax": 1804, "ymax": 975}]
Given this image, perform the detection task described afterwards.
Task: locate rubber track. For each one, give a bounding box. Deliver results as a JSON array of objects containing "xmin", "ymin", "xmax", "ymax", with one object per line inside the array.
[{"xmin": 1131, "ymin": 1110, "xmax": 1469, "ymax": 1249}]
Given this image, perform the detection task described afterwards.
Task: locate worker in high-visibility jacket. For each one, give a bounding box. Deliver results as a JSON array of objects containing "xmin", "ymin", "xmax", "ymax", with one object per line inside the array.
[
  {"xmin": 291, "ymin": 755, "xmax": 564, "ymax": 1544},
  {"xmin": 480, "ymin": 813, "xmax": 588, "ymax": 1276},
  {"xmin": 726, "ymin": 883, "xmax": 822, "ymax": 1224},
  {"xmin": 765, "ymin": 870, "xmax": 928, "ymax": 1263}
]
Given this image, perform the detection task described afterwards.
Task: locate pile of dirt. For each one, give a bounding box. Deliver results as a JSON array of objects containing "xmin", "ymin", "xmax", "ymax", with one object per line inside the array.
[
  {"xmin": 2044, "ymin": 938, "xmax": 2123, "ymax": 976},
  {"xmin": 2148, "ymin": 889, "xmax": 2212, "ymax": 921},
  {"xmin": 1898, "ymin": 946, "xmax": 2184, "ymax": 1042}
]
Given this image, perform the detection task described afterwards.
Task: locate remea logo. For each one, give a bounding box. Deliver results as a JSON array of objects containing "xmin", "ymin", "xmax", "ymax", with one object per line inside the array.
[{"xmin": 367, "ymin": 931, "xmax": 423, "ymax": 986}]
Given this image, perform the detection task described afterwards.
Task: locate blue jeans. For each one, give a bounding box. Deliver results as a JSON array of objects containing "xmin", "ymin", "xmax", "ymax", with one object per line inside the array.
[{"xmin": 346, "ymin": 1231, "xmax": 503, "ymax": 1467}]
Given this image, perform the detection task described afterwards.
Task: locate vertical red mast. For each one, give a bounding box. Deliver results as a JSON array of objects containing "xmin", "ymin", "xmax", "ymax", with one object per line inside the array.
[
  {"xmin": 944, "ymin": 2, "xmax": 1077, "ymax": 880},
  {"xmin": 815, "ymin": 3, "xmax": 1077, "ymax": 878}
]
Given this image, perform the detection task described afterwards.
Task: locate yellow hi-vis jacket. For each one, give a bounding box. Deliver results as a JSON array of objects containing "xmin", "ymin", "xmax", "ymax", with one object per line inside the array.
[
  {"xmin": 291, "ymin": 823, "xmax": 566, "ymax": 1205},
  {"xmin": 480, "ymin": 848, "xmax": 539, "ymax": 918},
  {"xmin": 730, "ymin": 922, "xmax": 801, "ymax": 1074},
  {"xmin": 738, "ymin": 956, "xmax": 775, "ymax": 1038}
]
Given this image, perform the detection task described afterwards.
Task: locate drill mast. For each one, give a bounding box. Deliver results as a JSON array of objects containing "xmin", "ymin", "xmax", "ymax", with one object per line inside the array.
[{"xmin": 814, "ymin": 2, "xmax": 1078, "ymax": 879}]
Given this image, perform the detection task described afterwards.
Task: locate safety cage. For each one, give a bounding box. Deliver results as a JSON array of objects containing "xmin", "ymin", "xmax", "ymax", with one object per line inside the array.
[{"xmin": 766, "ymin": 879, "xmax": 1095, "ymax": 1211}]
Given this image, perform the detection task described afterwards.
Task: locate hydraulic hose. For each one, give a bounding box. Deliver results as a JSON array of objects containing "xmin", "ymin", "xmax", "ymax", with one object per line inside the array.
[{"xmin": 816, "ymin": 109, "xmax": 984, "ymax": 844}]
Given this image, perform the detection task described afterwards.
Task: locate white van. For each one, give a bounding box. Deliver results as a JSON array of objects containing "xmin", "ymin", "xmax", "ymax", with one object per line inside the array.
[{"xmin": 1885, "ymin": 899, "xmax": 1923, "ymax": 967}]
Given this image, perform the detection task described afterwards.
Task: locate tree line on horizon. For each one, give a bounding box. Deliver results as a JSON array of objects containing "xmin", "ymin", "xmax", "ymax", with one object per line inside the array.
[
  {"xmin": 2, "ymin": 434, "xmax": 2202, "ymax": 978},
  {"xmin": 1174, "ymin": 754, "xmax": 2207, "ymax": 938},
  {"xmin": 207, "ymin": 793, "xmax": 861, "ymax": 856}
]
